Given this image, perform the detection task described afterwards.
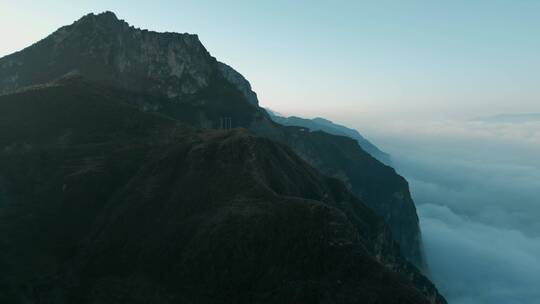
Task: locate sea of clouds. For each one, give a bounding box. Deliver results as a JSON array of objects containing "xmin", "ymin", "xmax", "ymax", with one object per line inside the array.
[{"xmin": 363, "ymin": 118, "xmax": 540, "ymax": 304}]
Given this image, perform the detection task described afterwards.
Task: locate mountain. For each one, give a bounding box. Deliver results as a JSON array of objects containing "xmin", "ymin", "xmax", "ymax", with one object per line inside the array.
[
  {"xmin": 0, "ymin": 78, "xmax": 445, "ymax": 303},
  {"xmin": 1, "ymin": 12, "xmax": 426, "ymax": 275},
  {"xmin": 265, "ymin": 111, "xmax": 391, "ymax": 164}
]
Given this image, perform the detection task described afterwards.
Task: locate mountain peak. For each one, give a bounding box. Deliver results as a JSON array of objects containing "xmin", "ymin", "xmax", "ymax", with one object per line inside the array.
[
  {"xmin": 70, "ymin": 10, "xmax": 128, "ymax": 32},
  {"xmin": 95, "ymin": 10, "xmax": 118, "ymax": 19},
  {"xmin": 78, "ymin": 11, "xmax": 120, "ymax": 23},
  {"xmin": 0, "ymin": 12, "xmax": 215, "ymax": 97},
  {"xmin": 70, "ymin": 11, "xmax": 199, "ymax": 40}
]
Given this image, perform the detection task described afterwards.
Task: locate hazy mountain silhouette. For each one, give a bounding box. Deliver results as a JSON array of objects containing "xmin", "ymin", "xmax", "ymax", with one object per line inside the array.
[
  {"xmin": 475, "ymin": 113, "xmax": 540, "ymax": 123},
  {"xmin": 265, "ymin": 110, "xmax": 391, "ymax": 164}
]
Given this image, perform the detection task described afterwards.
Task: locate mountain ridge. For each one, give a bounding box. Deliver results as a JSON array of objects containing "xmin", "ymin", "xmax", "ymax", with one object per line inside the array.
[
  {"xmin": 265, "ymin": 110, "xmax": 391, "ymax": 164},
  {"xmin": 474, "ymin": 113, "xmax": 540, "ymax": 123}
]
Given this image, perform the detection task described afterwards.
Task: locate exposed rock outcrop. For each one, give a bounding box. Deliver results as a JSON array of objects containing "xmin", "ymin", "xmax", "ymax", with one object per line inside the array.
[
  {"xmin": 0, "ymin": 12, "xmax": 213, "ymax": 98},
  {"xmin": 218, "ymin": 61, "xmax": 259, "ymax": 105}
]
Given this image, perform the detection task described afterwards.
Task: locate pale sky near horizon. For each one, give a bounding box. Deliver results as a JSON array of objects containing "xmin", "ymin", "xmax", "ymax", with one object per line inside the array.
[{"xmin": 1, "ymin": 0, "xmax": 539, "ymax": 123}]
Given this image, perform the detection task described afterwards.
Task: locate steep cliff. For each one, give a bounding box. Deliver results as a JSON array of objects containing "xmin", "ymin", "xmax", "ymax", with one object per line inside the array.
[
  {"xmin": 218, "ymin": 61, "xmax": 259, "ymax": 105},
  {"xmin": 260, "ymin": 126, "xmax": 425, "ymax": 269}
]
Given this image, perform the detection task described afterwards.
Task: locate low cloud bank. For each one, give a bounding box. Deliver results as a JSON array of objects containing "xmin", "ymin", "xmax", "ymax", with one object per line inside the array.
[
  {"xmin": 420, "ymin": 204, "xmax": 540, "ymax": 304},
  {"xmin": 363, "ymin": 119, "xmax": 540, "ymax": 303}
]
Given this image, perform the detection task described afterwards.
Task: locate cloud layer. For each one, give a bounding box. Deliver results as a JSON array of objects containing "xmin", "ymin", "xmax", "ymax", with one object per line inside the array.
[
  {"xmin": 367, "ymin": 119, "xmax": 540, "ymax": 303},
  {"xmin": 420, "ymin": 204, "xmax": 540, "ymax": 304}
]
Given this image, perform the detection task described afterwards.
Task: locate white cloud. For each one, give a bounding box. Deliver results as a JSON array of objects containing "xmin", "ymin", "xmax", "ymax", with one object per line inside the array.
[
  {"xmin": 420, "ymin": 204, "xmax": 540, "ymax": 304},
  {"xmin": 363, "ymin": 118, "xmax": 540, "ymax": 303}
]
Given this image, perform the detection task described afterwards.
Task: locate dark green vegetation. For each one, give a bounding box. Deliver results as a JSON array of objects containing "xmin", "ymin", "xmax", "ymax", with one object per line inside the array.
[
  {"xmin": 0, "ymin": 80, "xmax": 444, "ymax": 303},
  {"xmin": 0, "ymin": 12, "xmax": 445, "ymax": 303}
]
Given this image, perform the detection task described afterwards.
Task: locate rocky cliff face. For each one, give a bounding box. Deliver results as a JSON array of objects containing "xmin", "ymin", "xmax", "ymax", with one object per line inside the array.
[
  {"xmin": 0, "ymin": 79, "xmax": 445, "ymax": 303},
  {"xmin": 0, "ymin": 12, "xmax": 213, "ymax": 98},
  {"xmin": 0, "ymin": 11, "xmax": 427, "ymax": 276},
  {"xmin": 217, "ymin": 61, "xmax": 259, "ymax": 105}
]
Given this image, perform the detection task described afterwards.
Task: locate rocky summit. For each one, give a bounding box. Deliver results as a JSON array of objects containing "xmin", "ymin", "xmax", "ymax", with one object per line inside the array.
[
  {"xmin": 0, "ymin": 12, "xmax": 446, "ymax": 303},
  {"xmin": 0, "ymin": 12, "xmax": 213, "ymax": 98}
]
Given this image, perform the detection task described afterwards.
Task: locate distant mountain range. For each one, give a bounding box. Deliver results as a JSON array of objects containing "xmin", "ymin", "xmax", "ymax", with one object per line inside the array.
[
  {"xmin": 0, "ymin": 12, "xmax": 445, "ymax": 303},
  {"xmin": 265, "ymin": 110, "xmax": 391, "ymax": 165},
  {"xmin": 475, "ymin": 113, "xmax": 540, "ymax": 123}
]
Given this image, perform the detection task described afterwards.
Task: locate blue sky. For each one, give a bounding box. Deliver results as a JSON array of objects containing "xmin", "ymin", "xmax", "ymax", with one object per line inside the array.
[{"xmin": 2, "ymin": 0, "xmax": 539, "ymax": 121}]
